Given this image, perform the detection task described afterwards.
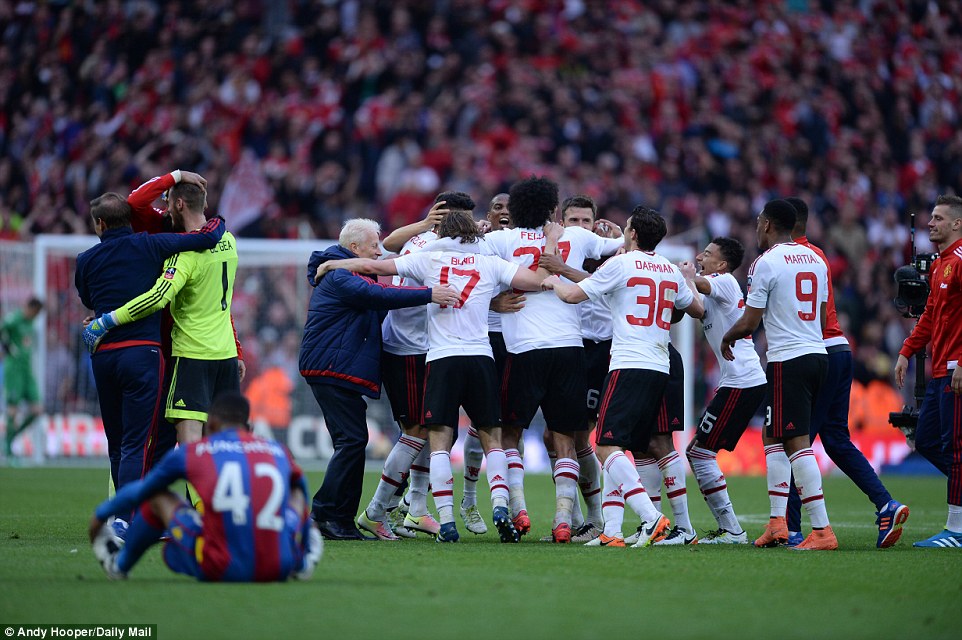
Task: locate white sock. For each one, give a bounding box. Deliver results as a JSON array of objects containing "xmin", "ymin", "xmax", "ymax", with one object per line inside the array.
[
  {"xmin": 552, "ymin": 449, "xmax": 590, "ymax": 527},
  {"xmin": 602, "ymin": 469, "xmax": 626, "ymax": 538},
  {"xmin": 553, "ymin": 457, "xmax": 580, "ymax": 528},
  {"xmin": 571, "ymin": 488, "xmax": 586, "ymax": 529},
  {"xmin": 577, "ymin": 445, "xmax": 602, "ymax": 527},
  {"xmin": 505, "ymin": 448, "xmax": 527, "ymax": 516},
  {"xmin": 789, "ymin": 448, "xmax": 829, "ymax": 529},
  {"xmin": 635, "ymin": 456, "xmax": 663, "ymax": 514},
  {"xmin": 386, "ymin": 490, "xmax": 403, "ymax": 512},
  {"xmin": 658, "ymin": 451, "xmax": 692, "ymax": 533},
  {"xmin": 486, "ymin": 447, "xmax": 510, "ymax": 509},
  {"xmin": 463, "ymin": 426, "xmax": 484, "ymax": 507},
  {"xmin": 408, "ymin": 445, "xmax": 430, "ymax": 517},
  {"xmin": 368, "ymin": 435, "xmax": 424, "ymax": 519},
  {"xmin": 947, "ymin": 504, "xmax": 962, "ymax": 533},
  {"xmin": 764, "ymin": 444, "xmax": 791, "ymax": 519},
  {"xmin": 604, "ymin": 451, "xmax": 660, "ymax": 523},
  {"xmin": 688, "ymin": 445, "xmax": 741, "ymax": 533},
  {"xmin": 429, "ymin": 450, "xmax": 455, "ymax": 524}
]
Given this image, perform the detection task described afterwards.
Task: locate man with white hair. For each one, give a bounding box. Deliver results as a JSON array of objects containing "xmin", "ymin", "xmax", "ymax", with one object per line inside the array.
[
  {"xmin": 315, "ymin": 208, "xmax": 558, "ymax": 543},
  {"xmin": 299, "ymin": 218, "xmax": 459, "ymax": 541}
]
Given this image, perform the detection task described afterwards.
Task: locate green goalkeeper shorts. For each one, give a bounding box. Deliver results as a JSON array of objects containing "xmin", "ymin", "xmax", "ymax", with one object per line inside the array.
[{"xmin": 4, "ymin": 360, "xmax": 39, "ymax": 405}]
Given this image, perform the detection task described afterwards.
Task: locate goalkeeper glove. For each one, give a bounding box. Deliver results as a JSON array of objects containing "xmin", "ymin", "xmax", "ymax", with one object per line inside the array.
[{"xmin": 83, "ymin": 312, "xmax": 119, "ymax": 354}]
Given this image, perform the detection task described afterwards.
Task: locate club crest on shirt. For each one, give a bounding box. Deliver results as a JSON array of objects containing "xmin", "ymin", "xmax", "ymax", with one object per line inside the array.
[
  {"xmin": 164, "ymin": 267, "xmax": 177, "ymax": 279},
  {"xmin": 944, "ymin": 264, "xmax": 952, "ymax": 279}
]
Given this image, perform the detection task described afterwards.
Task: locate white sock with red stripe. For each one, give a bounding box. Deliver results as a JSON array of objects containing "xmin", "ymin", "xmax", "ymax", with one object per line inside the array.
[
  {"xmin": 485, "ymin": 448, "xmax": 510, "ymax": 509},
  {"xmin": 368, "ymin": 435, "xmax": 424, "ymax": 519},
  {"xmin": 462, "ymin": 426, "xmax": 484, "ymax": 508},
  {"xmin": 505, "ymin": 448, "xmax": 527, "ymax": 516},
  {"xmin": 577, "ymin": 445, "xmax": 602, "ymax": 527},
  {"xmin": 604, "ymin": 451, "xmax": 661, "ymax": 523},
  {"xmin": 688, "ymin": 445, "xmax": 741, "ymax": 533},
  {"xmin": 789, "ymin": 448, "xmax": 829, "ymax": 528},
  {"xmin": 658, "ymin": 451, "xmax": 692, "ymax": 533},
  {"xmin": 634, "ymin": 456, "xmax": 663, "ymax": 514},
  {"xmin": 408, "ymin": 445, "xmax": 430, "ymax": 517},
  {"xmin": 553, "ymin": 458, "xmax": 580, "ymax": 528},
  {"xmin": 764, "ymin": 444, "xmax": 791, "ymax": 518},
  {"xmin": 601, "ymin": 469, "xmax": 626, "ymax": 538},
  {"xmin": 429, "ymin": 450, "xmax": 456, "ymax": 525},
  {"xmin": 553, "ymin": 451, "xmax": 586, "ymax": 528}
]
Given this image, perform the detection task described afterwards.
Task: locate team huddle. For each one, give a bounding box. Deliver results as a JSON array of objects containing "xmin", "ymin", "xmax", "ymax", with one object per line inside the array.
[
  {"xmin": 312, "ymin": 177, "xmax": 909, "ymax": 552},
  {"xmin": 77, "ymin": 170, "xmax": 962, "ymax": 582}
]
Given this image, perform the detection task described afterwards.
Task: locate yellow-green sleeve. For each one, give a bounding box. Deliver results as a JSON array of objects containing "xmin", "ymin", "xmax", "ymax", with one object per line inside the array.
[{"xmin": 115, "ymin": 253, "xmax": 194, "ymax": 324}]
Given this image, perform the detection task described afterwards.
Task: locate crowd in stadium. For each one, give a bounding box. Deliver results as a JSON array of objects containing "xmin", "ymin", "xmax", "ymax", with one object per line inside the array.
[{"xmin": 2, "ymin": 1, "xmax": 961, "ymax": 418}]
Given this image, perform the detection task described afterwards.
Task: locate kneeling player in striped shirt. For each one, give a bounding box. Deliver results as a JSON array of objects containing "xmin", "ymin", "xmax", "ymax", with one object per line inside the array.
[{"xmin": 89, "ymin": 391, "xmax": 321, "ymax": 581}]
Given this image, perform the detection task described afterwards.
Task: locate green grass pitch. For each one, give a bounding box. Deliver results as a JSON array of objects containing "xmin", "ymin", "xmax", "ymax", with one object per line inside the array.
[{"xmin": 0, "ymin": 467, "xmax": 960, "ymax": 639}]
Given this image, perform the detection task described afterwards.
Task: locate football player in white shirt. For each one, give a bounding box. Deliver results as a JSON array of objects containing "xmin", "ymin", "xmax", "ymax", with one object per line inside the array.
[
  {"xmin": 622, "ymin": 341, "xmax": 692, "ymax": 546},
  {"xmin": 459, "ymin": 192, "xmax": 518, "ymax": 536},
  {"xmin": 485, "ymin": 178, "xmax": 623, "ymax": 542},
  {"xmin": 677, "ymin": 237, "xmax": 767, "ymax": 544},
  {"xmin": 355, "ymin": 197, "xmax": 449, "ymax": 540},
  {"xmin": 721, "ymin": 199, "xmax": 836, "ymax": 551},
  {"xmin": 543, "ymin": 206, "xmax": 704, "ymax": 547},
  {"xmin": 315, "ymin": 208, "xmax": 557, "ymax": 543},
  {"xmin": 784, "ymin": 197, "xmax": 908, "ymax": 549},
  {"xmin": 537, "ymin": 195, "xmax": 624, "ymax": 543}
]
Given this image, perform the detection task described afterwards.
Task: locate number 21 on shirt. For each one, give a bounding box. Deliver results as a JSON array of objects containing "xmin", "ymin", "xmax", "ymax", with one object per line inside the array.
[{"xmin": 512, "ymin": 242, "xmax": 571, "ymax": 271}]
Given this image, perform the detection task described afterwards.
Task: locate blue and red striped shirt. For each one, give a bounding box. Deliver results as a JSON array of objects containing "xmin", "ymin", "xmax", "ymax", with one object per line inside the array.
[{"xmin": 95, "ymin": 429, "xmax": 312, "ymax": 582}]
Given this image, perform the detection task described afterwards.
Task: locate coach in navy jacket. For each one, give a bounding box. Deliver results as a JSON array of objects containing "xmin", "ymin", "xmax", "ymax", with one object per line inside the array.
[
  {"xmin": 299, "ymin": 219, "xmax": 450, "ymax": 540},
  {"xmin": 299, "ymin": 245, "xmax": 429, "ymax": 397},
  {"xmin": 75, "ymin": 191, "xmax": 225, "ymax": 497}
]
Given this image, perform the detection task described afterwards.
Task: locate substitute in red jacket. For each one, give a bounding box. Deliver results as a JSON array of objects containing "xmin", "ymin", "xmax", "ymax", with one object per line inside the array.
[
  {"xmin": 895, "ymin": 194, "xmax": 962, "ymax": 547},
  {"xmin": 299, "ymin": 218, "xmax": 458, "ymax": 540}
]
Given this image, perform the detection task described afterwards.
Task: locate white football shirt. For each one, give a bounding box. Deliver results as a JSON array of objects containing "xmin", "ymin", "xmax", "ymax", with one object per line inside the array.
[
  {"xmin": 746, "ymin": 242, "xmax": 829, "ymax": 362},
  {"xmin": 580, "ymin": 298, "xmax": 613, "ymax": 342},
  {"xmin": 483, "ymin": 225, "xmax": 622, "ymax": 353},
  {"xmin": 381, "ymin": 231, "xmax": 437, "ymax": 356},
  {"xmin": 577, "ymin": 250, "xmax": 694, "ymax": 373},
  {"xmin": 700, "ymin": 272, "xmax": 767, "ymax": 388},
  {"xmin": 394, "ymin": 238, "xmax": 519, "ymax": 363},
  {"xmin": 487, "ymin": 309, "xmax": 503, "ymax": 333}
]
